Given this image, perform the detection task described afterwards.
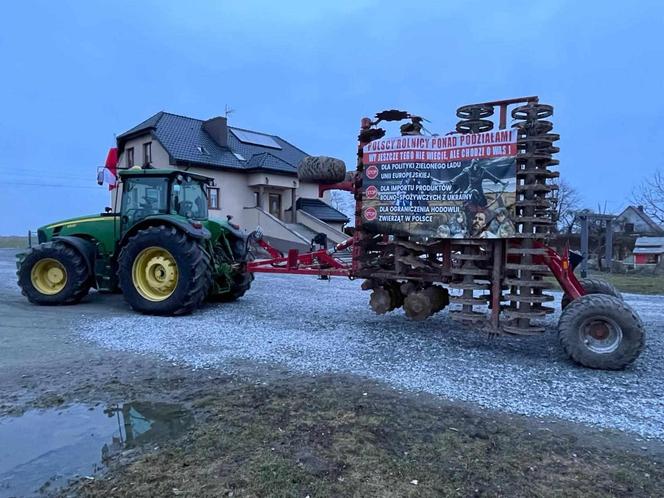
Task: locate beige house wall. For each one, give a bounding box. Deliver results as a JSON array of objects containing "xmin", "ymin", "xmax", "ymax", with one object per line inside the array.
[{"xmin": 118, "ymin": 136, "xmax": 171, "ymax": 168}]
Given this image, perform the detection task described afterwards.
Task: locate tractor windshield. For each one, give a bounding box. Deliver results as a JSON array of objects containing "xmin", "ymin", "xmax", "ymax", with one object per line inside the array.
[{"xmin": 171, "ymin": 178, "xmax": 208, "ymax": 220}]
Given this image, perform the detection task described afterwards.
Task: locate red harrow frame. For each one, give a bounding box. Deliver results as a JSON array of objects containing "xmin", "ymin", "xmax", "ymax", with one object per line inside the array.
[{"xmin": 248, "ymin": 97, "xmax": 645, "ymax": 370}]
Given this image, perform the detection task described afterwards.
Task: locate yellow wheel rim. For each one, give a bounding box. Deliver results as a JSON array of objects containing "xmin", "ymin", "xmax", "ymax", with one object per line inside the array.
[
  {"xmin": 31, "ymin": 258, "xmax": 68, "ymax": 295},
  {"xmin": 132, "ymin": 246, "xmax": 179, "ymax": 302}
]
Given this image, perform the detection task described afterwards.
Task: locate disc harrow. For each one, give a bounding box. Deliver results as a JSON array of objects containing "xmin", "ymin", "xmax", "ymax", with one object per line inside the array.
[
  {"xmin": 246, "ymin": 95, "xmax": 647, "ymax": 370},
  {"xmin": 449, "ymin": 239, "xmax": 492, "ymax": 324},
  {"xmin": 503, "ymin": 102, "xmax": 559, "ymax": 335}
]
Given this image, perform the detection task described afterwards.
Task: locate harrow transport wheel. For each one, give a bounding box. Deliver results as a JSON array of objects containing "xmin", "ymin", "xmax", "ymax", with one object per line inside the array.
[
  {"xmin": 17, "ymin": 241, "xmax": 90, "ymax": 305},
  {"xmin": 297, "ymin": 156, "xmax": 346, "ymax": 183},
  {"xmin": 558, "ymin": 294, "xmax": 645, "ymax": 370},
  {"xmin": 119, "ymin": 225, "xmax": 211, "ymax": 315},
  {"xmin": 561, "ymin": 277, "xmax": 623, "ymax": 309}
]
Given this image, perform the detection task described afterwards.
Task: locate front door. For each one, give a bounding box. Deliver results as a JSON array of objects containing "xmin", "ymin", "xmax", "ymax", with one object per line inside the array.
[{"xmin": 268, "ymin": 193, "xmax": 282, "ymax": 219}]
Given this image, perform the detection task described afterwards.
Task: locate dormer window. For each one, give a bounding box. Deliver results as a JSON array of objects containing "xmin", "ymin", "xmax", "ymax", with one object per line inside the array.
[{"xmin": 197, "ymin": 146, "xmax": 210, "ymax": 155}]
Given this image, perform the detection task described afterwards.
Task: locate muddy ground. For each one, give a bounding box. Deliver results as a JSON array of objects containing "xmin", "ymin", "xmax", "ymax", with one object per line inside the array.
[{"xmin": 1, "ymin": 248, "xmax": 663, "ymax": 497}]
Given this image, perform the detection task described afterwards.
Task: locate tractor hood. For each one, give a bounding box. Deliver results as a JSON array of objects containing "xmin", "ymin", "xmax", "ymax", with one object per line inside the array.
[
  {"xmin": 40, "ymin": 214, "xmax": 115, "ymax": 232},
  {"xmin": 36, "ymin": 213, "xmax": 118, "ymax": 250}
]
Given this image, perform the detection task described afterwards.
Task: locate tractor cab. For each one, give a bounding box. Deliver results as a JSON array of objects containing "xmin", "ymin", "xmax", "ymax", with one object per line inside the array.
[{"xmin": 117, "ymin": 168, "xmax": 214, "ymax": 234}]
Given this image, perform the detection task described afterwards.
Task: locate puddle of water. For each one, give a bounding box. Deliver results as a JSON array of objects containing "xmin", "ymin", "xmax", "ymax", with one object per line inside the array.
[{"xmin": 0, "ymin": 401, "xmax": 192, "ymax": 498}]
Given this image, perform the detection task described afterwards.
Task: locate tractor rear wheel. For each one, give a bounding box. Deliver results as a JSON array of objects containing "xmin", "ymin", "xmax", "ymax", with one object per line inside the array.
[
  {"xmin": 17, "ymin": 241, "xmax": 91, "ymax": 305},
  {"xmin": 561, "ymin": 277, "xmax": 622, "ymax": 309},
  {"xmin": 558, "ymin": 294, "xmax": 645, "ymax": 370},
  {"xmin": 118, "ymin": 225, "xmax": 211, "ymax": 315},
  {"xmin": 211, "ymin": 269, "xmax": 253, "ymax": 302}
]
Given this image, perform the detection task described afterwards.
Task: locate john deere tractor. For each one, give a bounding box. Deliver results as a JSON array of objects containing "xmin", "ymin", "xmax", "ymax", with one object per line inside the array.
[{"xmin": 16, "ymin": 168, "xmax": 255, "ymax": 315}]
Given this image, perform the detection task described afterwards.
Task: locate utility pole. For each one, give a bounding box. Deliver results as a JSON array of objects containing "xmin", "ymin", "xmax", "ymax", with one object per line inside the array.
[
  {"xmin": 580, "ymin": 214, "xmax": 589, "ymax": 278},
  {"xmin": 605, "ymin": 219, "xmax": 613, "ymax": 272}
]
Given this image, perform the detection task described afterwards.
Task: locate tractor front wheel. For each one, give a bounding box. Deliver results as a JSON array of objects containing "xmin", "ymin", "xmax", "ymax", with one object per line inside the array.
[
  {"xmin": 17, "ymin": 241, "xmax": 91, "ymax": 305},
  {"xmin": 558, "ymin": 294, "xmax": 645, "ymax": 370},
  {"xmin": 118, "ymin": 226, "xmax": 211, "ymax": 315}
]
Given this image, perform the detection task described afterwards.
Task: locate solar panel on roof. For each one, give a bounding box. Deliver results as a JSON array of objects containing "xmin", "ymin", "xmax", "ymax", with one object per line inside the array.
[{"xmin": 230, "ymin": 129, "xmax": 282, "ymax": 149}]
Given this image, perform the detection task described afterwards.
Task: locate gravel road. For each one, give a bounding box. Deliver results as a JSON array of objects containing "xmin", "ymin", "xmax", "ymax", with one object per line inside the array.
[{"xmin": 77, "ymin": 271, "xmax": 664, "ymax": 440}]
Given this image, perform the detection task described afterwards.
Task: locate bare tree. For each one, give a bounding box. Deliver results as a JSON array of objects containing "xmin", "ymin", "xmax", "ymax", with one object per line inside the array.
[
  {"xmin": 632, "ymin": 169, "xmax": 664, "ymax": 224},
  {"xmin": 328, "ymin": 189, "xmax": 355, "ymax": 225},
  {"xmin": 551, "ymin": 179, "xmax": 582, "ymax": 233}
]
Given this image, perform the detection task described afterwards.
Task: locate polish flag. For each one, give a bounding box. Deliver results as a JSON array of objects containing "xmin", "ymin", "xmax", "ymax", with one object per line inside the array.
[{"xmin": 97, "ymin": 148, "xmax": 119, "ymax": 190}]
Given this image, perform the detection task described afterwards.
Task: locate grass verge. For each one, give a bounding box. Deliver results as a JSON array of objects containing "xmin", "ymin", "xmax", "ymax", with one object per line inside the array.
[
  {"xmin": 547, "ymin": 271, "xmax": 664, "ymax": 295},
  {"xmin": 66, "ymin": 375, "xmax": 663, "ymax": 498},
  {"xmin": 0, "ymin": 236, "xmax": 28, "ymax": 249}
]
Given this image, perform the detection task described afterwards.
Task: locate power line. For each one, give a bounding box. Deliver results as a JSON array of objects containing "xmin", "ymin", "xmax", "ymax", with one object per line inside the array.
[
  {"xmin": 5, "ymin": 181, "xmax": 105, "ymax": 190},
  {"xmin": 3, "ymin": 172, "xmax": 93, "ymax": 182},
  {"xmin": 0, "ymin": 167, "xmax": 96, "ymax": 179}
]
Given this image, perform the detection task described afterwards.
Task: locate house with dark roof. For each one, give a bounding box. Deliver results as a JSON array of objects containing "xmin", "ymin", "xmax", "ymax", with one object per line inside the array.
[
  {"xmin": 115, "ymin": 112, "xmax": 349, "ymax": 250},
  {"xmin": 613, "ymin": 205, "xmax": 664, "ymax": 237}
]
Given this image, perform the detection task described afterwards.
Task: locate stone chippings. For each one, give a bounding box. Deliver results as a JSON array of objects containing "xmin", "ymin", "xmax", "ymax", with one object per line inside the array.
[{"xmin": 78, "ymin": 273, "xmax": 664, "ymax": 440}]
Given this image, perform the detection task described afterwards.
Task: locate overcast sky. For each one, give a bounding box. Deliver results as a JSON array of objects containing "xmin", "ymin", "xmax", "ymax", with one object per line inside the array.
[{"xmin": 1, "ymin": 0, "xmax": 662, "ymax": 234}]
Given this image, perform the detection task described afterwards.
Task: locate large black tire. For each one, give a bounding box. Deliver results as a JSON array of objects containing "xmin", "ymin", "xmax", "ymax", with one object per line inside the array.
[
  {"xmin": 298, "ymin": 156, "xmax": 346, "ymax": 183},
  {"xmin": 558, "ymin": 294, "xmax": 645, "ymax": 370},
  {"xmin": 210, "ymin": 270, "xmax": 253, "ymax": 302},
  {"xmin": 118, "ymin": 225, "xmax": 211, "ymax": 315},
  {"xmin": 561, "ymin": 277, "xmax": 622, "ymax": 309},
  {"xmin": 17, "ymin": 241, "xmax": 91, "ymax": 305}
]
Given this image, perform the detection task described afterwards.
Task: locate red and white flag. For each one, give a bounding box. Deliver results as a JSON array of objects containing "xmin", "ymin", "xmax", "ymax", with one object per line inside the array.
[{"xmin": 97, "ymin": 147, "xmax": 118, "ymax": 190}]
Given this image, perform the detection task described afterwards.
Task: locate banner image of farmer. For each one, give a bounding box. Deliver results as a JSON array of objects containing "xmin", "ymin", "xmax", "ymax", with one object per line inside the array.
[{"xmin": 361, "ymin": 130, "xmax": 518, "ymax": 239}]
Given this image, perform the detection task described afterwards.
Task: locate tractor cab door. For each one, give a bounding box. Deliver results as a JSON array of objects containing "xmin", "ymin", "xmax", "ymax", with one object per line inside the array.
[
  {"xmin": 120, "ymin": 176, "xmax": 170, "ymax": 235},
  {"xmin": 170, "ymin": 177, "xmax": 209, "ymax": 221}
]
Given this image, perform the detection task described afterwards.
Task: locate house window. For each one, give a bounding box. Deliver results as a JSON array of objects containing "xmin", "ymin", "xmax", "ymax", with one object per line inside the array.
[
  {"xmin": 254, "ymin": 191, "xmax": 259, "ymax": 207},
  {"xmin": 126, "ymin": 147, "xmax": 134, "ymax": 168},
  {"xmin": 208, "ymin": 187, "xmax": 220, "ymax": 210},
  {"xmin": 143, "ymin": 142, "xmax": 152, "ymax": 166},
  {"xmin": 268, "ymin": 193, "xmax": 281, "ymax": 219}
]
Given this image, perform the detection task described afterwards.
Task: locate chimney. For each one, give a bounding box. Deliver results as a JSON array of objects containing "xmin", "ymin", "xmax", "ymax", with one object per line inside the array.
[
  {"xmin": 638, "ymin": 205, "xmax": 644, "ymax": 212},
  {"xmin": 203, "ymin": 116, "xmax": 228, "ymax": 148}
]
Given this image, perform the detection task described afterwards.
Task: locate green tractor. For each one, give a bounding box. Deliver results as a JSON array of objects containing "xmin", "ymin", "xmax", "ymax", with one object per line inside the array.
[{"xmin": 16, "ymin": 168, "xmax": 255, "ymax": 315}]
